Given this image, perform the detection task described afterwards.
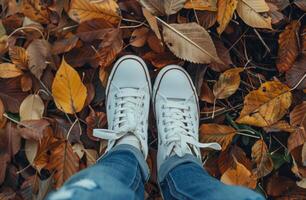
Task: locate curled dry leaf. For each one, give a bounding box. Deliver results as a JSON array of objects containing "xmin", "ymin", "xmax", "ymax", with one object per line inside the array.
[
  {"xmin": 276, "ymin": 20, "xmax": 301, "ymax": 72},
  {"xmin": 85, "ymin": 107, "xmax": 107, "ymax": 141},
  {"xmin": 139, "ymin": 0, "xmax": 187, "ymax": 16},
  {"xmin": 251, "ymin": 139, "xmax": 274, "ymax": 178},
  {"xmin": 161, "ymin": 22, "xmax": 221, "ymax": 64},
  {"xmin": 0, "ymin": 63, "xmax": 23, "ymax": 78},
  {"xmin": 68, "ymin": 0, "xmax": 121, "ymax": 24},
  {"xmin": 46, "ymin": 140, "xmax": 79, "ymax": 188},
  {"xmin": 213, "ymin": 68, "xmax": 243, "ymax": 99},
  {"xmin": 52, "ymin": 58, "xmax": 87, "ymax": 114},
  {"xmin": 200, "ymin": 123, "xmax": 236, "ymax": 150},
  {"xmin": 19, "ymin": 94, "xmax": 44, "ymax": 121},
  {"xmin": 217, "ymin": 0, "xmax": 238, "ymax": 34},
  {"xmin": 184, "ymin": 0, "xmax": 217, "ymax": 11},
  {"xmin": 51, "ymin": 34, "xmax": 79, "ymax": 55},
  {"xmin": 221, "ymin": 160, "xmax": 257, "ymax": 189},
  {"xmin": 236, "ymin": 0, "xmax": 272, "ymax": 29},
  {"xmin": 236, "ymin": 81, "xmax": 292, "ymax": 127},
  {"xmin": 130, "ymin": 26, "xmax": 150, "ymax": 47},
  {"xmin": 9, "ymin": 46, "xmax": 29, "ymax": 70},
  {"xmin": 27, "ymin": 39, "xmax": 52, "ymax": 79}
]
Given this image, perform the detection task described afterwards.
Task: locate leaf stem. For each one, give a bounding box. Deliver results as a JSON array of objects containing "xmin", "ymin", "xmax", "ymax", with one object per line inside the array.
[{"xmin": 237, "ymin": 132, "xmax": 260, "ymax": 139}]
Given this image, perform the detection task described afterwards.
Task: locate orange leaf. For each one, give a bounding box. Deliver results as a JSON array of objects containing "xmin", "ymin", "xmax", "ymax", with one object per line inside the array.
[{"xmin": 9, "ymin": 46, "xmax": 29, "ymax": 70}]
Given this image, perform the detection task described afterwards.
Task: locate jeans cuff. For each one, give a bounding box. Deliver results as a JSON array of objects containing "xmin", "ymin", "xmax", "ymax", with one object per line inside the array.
[
  {"xmin": 158, "ymin": 154, "xmax": 202, "ymax": 182},
  {"xmin": 99, "ymin": 144, "xmax": 150, "ymax": 182}
]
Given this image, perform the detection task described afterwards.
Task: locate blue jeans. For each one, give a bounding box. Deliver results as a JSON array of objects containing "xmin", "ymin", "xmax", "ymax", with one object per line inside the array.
[{"xmin": 47, "ymin": 144, "xmax": 265, "ymax": 200}]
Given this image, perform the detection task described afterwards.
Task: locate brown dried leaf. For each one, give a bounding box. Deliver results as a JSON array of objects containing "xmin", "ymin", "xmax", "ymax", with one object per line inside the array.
[
  {"xmin": 236, "ymin": 0, "xmax": 272, "ymax": 29},
  {"xmin": 213, "ymin": 68, "xmax": 243, "ymax": 99},
  {"xmin": 85, "ymin": 107, "xmax": 107, "ymax": 141},
  {"xmin": 143, "ymin": 51, "xmax": 181, "ymax": 68},
  {"xmin": 139, "ymin": 0, "xmax": 187, "ymax": 16},
  {"xmin": 217, "ymin": 0, "xmax": 238, "ymax": 34},
  {"xmin": 276, "ymin": 20, "xmax": 301, "ymax": 72},
  {"xmin": 19, "ymin": 94, "xmax": 44, "ymax": 121},
  {"xmin": 27, "ymin": 39, "xmax": 52, "ymax": 79},
  {"xmin": 130, "ymin": 26, "xmax": 150, "ymax": 47},
  {"xmin": 200, "ymin": 123, "xmax": 236, "ymax": 150},
  {"xmin": 294, "ymin": 0, "xmax": 306, "ymax": 11},
  {"xmin": 209, "ymin": 39, "xmax": 232, "ymax": 72},
  {"xmin": 286, "ymin": 56, "xmax": 306, "ymax": 90},
  {"xmin": 17, "ymin": 119, "xmax": 50, "ymax": 141},
  {"xmin": 147, "ymin": 32, "xmax": 165, "ymax": 53},
  {"xmin": 162, "ymin": 22, "xmax": 221, "ymax": 64},
  {"xmin": 236, "ymin": 81, "xmax": 292, "ymax": 127},
  {"xmin": 46, "ymin": 141, "xmax": 79, "ymax": 188},
  {"xmin": 76, "ymin": 18, "xmax": 114, "ymax": 42},
  {"xmin": 200, "ymin": 80, "xmax": 215, "ymax": 103},
  {"xmin": 221, "ymin": 160, "xmax": 257, "ymax": 189},
  {"xmin": 68, "ymin": 0, "xmax": 121, "ymax": 24},
  {"xmin": 22, "ymin": 0, "xmax": 50, "ymax": 24},
  {"xmin": 0, "ymin": 63, "xmax": 23, "ymax": 78},
  {"xmin": 20, "ymin": 74, "xmax": 32, "ymax": 92},
  {"xmin": 251, "ymin": 139, "xmax": 274, "ymax": 178},
  {"xmin": 9, "ymin": 46, "xmax": 29, "ymax": 70},
  {"xmin": 97, "ymin": 29, "xmax": 123, "ymax": 68},
  {"xmin": 197, "ymin": 11, "xmax": 217, "ymax": 29},
  {"xmin": 51, "ymin": 34, "xmax": 79, "ymax": 55},
  {"xmin": 142, "ymin": 8, "xmax": 162, "ymax": 40},
  {"xmin": 0, "ymin": 98, "xmax": 6, "ymax": 129}
]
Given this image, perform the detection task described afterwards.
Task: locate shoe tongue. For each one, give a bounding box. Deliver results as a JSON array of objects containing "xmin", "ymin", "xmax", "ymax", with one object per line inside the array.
[{"xmin": 167, "ymin": 97, "xmax": 186, "ymax": 102}]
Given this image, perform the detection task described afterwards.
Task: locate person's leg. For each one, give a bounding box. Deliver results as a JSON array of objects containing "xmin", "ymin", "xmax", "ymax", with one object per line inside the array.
[
  {"xmin": 48, "ymin": 55, "xmax": 152, "ymax": 200},
  {"xmin": 47, "ymin": 144, "xmax": 149, "ymax": 200},
  {"xmin": 153, "ymin": 65, "xmax": 264, "ymax": 200},
  {"xmin": 158, "ymin": 156, "xmax": 264, "ymax": 200}
]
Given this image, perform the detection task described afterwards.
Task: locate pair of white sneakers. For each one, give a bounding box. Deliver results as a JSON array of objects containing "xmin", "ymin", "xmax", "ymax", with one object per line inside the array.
[{"xmin": 93, "ymin": 55, "xmax": 221, "ymax": 171}]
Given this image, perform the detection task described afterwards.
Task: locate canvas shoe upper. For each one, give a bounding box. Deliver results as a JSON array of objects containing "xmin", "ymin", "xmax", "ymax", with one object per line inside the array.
[
  {"xmin": 153, "ymin": 65, "xmax": 221, "ymax": 170},
  {"xmin": 93, "ymin": 55, "xmax": 151, "ymax": 159}
]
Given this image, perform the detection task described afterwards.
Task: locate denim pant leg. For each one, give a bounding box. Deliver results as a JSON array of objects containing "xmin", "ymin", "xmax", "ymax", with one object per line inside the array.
[
  {"xmin": 47, "ymin": 144, "xmax": 149, "ymax": 200},
  {"xmin": 158, "ymin": 155, "xmax": 265, "ymax": 200}
]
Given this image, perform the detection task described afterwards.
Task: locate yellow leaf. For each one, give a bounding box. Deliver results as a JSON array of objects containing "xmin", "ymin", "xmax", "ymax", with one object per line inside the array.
[
  {"xmin": 217, "ymin": 0, "xmax": 238, "ymax": 34},
  {"xmin": 251, "ymin": 139, "xmax": 274, "ymax": 178},
  {"xmin": 184, "ymin": 0, "xmax": 217, "ymax": 11},
  {"xmin": 160, "ymin": 21, "xmax": 221, "ymax": 64},
  {"xmin": 68, "ymin": 0, "xmax": 121, "ymax": 24},
  {"xmin": 213, "ymin": 67, "xmax": 243, "ymax": 99},
  {"xmin": 0, "ymin": 63, "xmax": 23, "ymax": 78},
  {"xmin": 52, "ymin": 59, "xmax": 87, "ymax": 114},
  {"xmin": 200, "ymin": 123, "xmax": 236, "ymax": 151},
  {"xmin": 236, "ymin": 0, "xmax": 272, "ymax": 29},
  {"xmin": 221, "ymin": 160, "xmax": 257, "ymax": 189},
  {"xmin": 19, "ymin": 94, "xmax": 44, "ymax": 121},
  {"xmin": 236, "ymin": 81, "xmax": 292, "ymax": 127}
]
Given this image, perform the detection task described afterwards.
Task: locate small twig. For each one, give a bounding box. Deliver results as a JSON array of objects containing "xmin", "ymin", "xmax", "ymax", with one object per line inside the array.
[
  {"xmin": 290, "ymin": 73, "xmax": 306, "ymax": 91},
  {"xmin": 62, "ymin": 24, "xmax": 79, "ymax": 31},
  {"xmin": 66, "ymin": 118, "xmax": 78, "ymax": 140},
  {"xmin": 237, "ymin": 132, "xmax": 260, "ymax": 139},
  {"xmin": 212, "ymin": 98, "xmax": 217, "ymax": 119},
  {"xmin": 253, "ymin": 29, "xmax": 271, "ymax": 53},
  {"xmin": 17, "ymin": 164, "xmax": 31, "ymax": 174},
  {"xmin": 120, "ymin": 21, "xmax": 147, "ymax": 29},
  {"xmin": 272, "ymin": 135, "xmax": 288, "ymax": 150},
  {"xmin": 8, "ymin": 26, "xmax": 44, "ymax": 40}
]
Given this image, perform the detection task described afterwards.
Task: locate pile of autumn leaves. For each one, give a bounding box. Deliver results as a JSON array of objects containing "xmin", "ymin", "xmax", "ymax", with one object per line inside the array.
[{"xmin": 0, "ymin": 0, "xmax": 305, "ymax": 199}]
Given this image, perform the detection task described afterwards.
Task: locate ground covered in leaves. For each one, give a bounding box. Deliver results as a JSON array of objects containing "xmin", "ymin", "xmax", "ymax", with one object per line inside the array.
[{"xmin": 0, "ymin": 0, "xmax": 306, "ymax": 199}]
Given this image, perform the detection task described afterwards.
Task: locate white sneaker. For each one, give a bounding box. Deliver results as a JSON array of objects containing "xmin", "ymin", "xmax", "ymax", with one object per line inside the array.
[
  {"xmin": 93, "ymin": 55, "xmax": 151, "ymax": 159},
  {"xmin": 153, "ymin": 65, "xmax": 221, "ymax": 170}
]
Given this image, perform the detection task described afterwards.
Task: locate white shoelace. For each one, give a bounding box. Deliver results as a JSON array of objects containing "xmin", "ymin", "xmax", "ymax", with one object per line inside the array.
[
  {"xmin": 161, "ymin": 102, "xmax": 221, "ymax": 159},
  {"xmin": 93, "ymin": 88, "xmax": 145, "ymax": 152}
]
